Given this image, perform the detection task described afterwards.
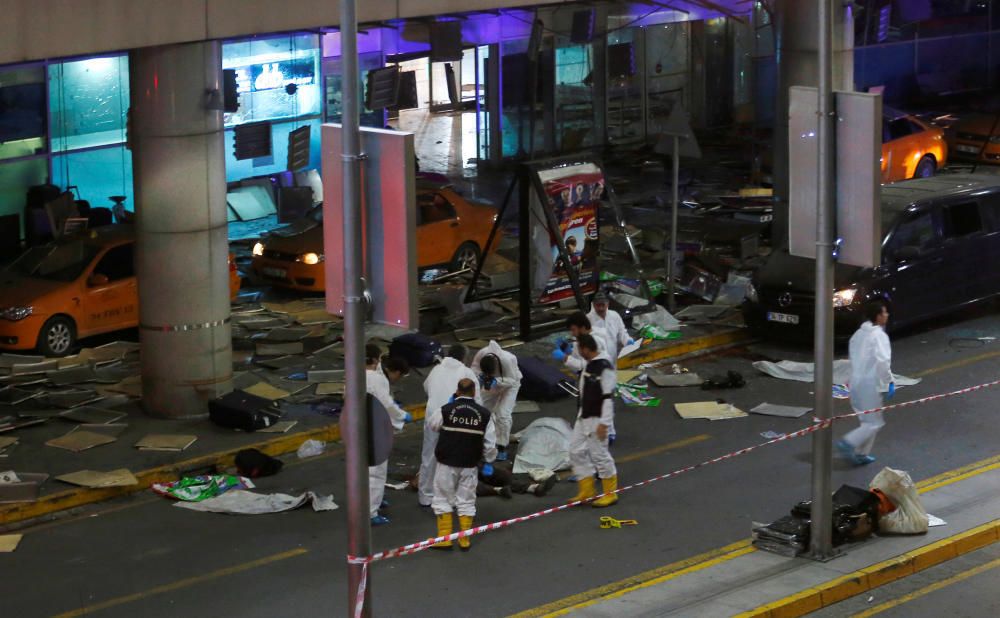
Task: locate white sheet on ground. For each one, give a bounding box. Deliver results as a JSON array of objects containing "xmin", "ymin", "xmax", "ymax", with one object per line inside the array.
[
  {"xmin": 752, "ymin": 360, "xmax": 921, "ymax": 390},
  {"xmin": 512, "ymin": 417, "xmax": 573, "ymax": 474},
  {"xmin": 750, "ymin": 403, "xmax": 812, "ymax": 418},
  {"xmin": 175, "ymin": 490, "xmax": 338, "ymax": 514}
]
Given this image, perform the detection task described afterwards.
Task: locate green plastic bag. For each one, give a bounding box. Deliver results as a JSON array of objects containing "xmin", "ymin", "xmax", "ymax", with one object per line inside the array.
[{"xmin": 639, "ymin": 325, "xmax": 682, "ymax": 341}]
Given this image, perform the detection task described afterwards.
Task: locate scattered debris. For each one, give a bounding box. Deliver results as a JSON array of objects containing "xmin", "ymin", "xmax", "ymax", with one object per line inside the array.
[
  {"xmin": 56, "ymin": 468, "xmax": 138, "ymax": 488},
  {"xmin": 257, "ymin": 420, "xmax": 298, "ymax": 433},
  {"xmin": 759, "ymin": 431, "xmax": 784, "ymax": 439},
  {"xmin": 45, "ymin": 430, "xmax": 117, "ymax": 452},
  {"xmin": 174, "ymin": 490, "xmax": 337, "ymax": 514},
  {"xmin": 0, "ymin": 534, "xmax": 22, "ymax": 552},
  {"xmin": 674, "ymin": 401, "xmax": 747, "ymax": 420},
  {"xmin": 599, "ymin": 516, "xmax": 638, "ymax": 529},
  {"xmin": 750, "ymin": 403, "xmax": 812, "ymax": 418},
  {"xmin": 152, "ymin": 475, "xmax": 254, "ymax": 502},
  {"xmin": 0, "ymin": 472, "xmax": 48, "ymax": 503},
  {"xmin": 135, "ymin": 434, "xmax": 198, "ymax": 452}
]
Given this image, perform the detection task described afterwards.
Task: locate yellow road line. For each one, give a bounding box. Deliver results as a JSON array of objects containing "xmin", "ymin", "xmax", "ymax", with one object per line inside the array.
[
  {"xmin": 852, "ymin": 554, "xmax": 1000, "ymax": 618},
  {"xmin": 51, "ymin": 548, "xmax": 309, "ymax": 618},
  {"xmin": 515, "ymin": 452, "xmax": 1000, "ymax": 618},
  {"xmin": 912, "ymin": 348, "xmax": 1000, "ymax": 378},
  {"xmin": 736, "ymin": 520, "xmax": 1000, "ymax": 618},
  {"xmin": 507, "ymin": 540, "xmax": 754, "ymax": 618},
  {"xmin": 616, "ymin": 434, "xmax": 712, "ymax": 464}
]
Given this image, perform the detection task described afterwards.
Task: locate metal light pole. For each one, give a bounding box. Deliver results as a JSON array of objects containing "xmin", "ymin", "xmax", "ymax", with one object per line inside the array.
[
  {"xmin": 808, "ymin": 0, "xmax": 835, "ymax": 560},
  {"xmin": 667, "ymin": 135, "xmax": 680, "ymax": 313},
  {"xmin": 341, "ymin": 0, "xmax": 373, "ymax": 614}
]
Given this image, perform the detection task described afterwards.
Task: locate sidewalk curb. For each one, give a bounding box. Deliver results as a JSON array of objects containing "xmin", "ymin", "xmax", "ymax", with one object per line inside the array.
[
  {"xmin": 734, "ymin": 519, "xmax": 1000, "ymax": 618},
  {"xmin": 0, "ymin": 328, "xmax": 751, "ymax": 528}
]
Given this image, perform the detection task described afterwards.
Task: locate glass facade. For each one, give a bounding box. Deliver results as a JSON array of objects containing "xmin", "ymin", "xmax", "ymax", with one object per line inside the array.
[
  {"xmin": 222, "ymin": 33, "xmax": 322, "ymax": 182},
  {"xmin": 0, "ymin": 54, "xmax": 132, "ymax": 239}
]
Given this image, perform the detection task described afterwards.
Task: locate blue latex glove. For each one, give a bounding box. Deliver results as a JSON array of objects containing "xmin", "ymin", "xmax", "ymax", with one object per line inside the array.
[
  {"xmin": 626, "ymin": 338, "xmax": 635, "ymax": 346},
  {"xmin": 887, "ymin": 382, "xmax": 896, "ymax": 400},
  {"xmin": 556, "ymin": 338, "xmax": 572, "ymax": 353},
  {"xmin": 481, "ymin": 463, "xmax": 494, "ymax": 477},
  {"xmin": 403, "ymin": 412, "xmax": 413, "ymax": 423},
  {"xmin": 552, "ymin": 348, "xmax": 567, "ymax": 362},
  {"xmin": 448, "ymin": 395, "xmax": 455, "ymax": 404}
]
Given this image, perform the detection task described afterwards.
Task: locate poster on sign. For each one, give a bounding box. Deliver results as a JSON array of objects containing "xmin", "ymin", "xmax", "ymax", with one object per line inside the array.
[{"xmin": 535, "ymin": 162, "xmax": 603, "ymax": 304}]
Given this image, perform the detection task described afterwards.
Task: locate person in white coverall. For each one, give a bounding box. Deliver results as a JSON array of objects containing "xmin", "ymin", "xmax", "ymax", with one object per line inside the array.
[
  {"xmin": 586, "ymin": 291, "xmax": 632, "ymax": 363},
  {"xmin": 365, "ymin": 345, "xmax": 412, "ymax": 525},
  {"xmin": 427, "ymin": 378, "xmax": 497, "ymax": 551},
  {"xmin": 569, "ymin": 334, "xmax": 619, "ymax": 507},
  {"xmin": 471, "ymin": 340, "xmax": 521, "ymax": 461},
  {"xmin": 555, "ymin": 311, "xmax": 617, "ymax": 444},
  {"xmin": 418, "ymin": 344, "xmax": 482, "ymax": 507},
  {"xmin": 838, "ymin": 301, "xmax": 894, "ymax": 466}
]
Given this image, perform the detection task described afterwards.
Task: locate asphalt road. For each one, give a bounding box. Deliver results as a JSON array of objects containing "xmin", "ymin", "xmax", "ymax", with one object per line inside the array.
[{"xmin": 5, "ymin": 305, "xmax": 1000, "ymax": 618}]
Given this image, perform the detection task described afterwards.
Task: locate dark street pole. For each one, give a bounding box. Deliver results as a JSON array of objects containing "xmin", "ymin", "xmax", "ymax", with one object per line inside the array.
[
  {"xmin": 809, "ymin": 0, "xmax": 835, "ymax": 560},
  {"xmin": 341, "ymin": 0, "xmax": 373, "ymax": 614}
]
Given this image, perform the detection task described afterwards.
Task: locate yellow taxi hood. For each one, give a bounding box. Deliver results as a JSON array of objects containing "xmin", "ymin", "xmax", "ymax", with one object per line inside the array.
[
  {"xmin": 0, "ymin": 272, "xmax": 66, "ymax": 308},
  {"xmin": 263, "ymin": 224, "xmax": 324, "ymax": 254}
]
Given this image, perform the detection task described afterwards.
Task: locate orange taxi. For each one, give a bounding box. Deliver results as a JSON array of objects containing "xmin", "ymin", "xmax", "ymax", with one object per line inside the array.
[
  {"xmin": 881, "ymin": 107, "xmax": 948, "ymax": 183},
  {"xmin": 947, "ymin": 112, "xmax": 1000, "ymax": 164},
  {"xmin": 0, "ymin": 226, "xmax": 241, "ymax": 356},
  {"xmin": 251, "ymin": 183, "xmax": 500, "ymax": 292}
]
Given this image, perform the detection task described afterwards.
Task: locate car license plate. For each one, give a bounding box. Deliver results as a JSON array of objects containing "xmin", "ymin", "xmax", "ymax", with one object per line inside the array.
[
  {"xmin": 955, "ymin": 144, "xmax": 980, "ymax": 154},
  {"xmin": 261, "ymin": 267, "xmax": 287, "ymax": 279},
  {"xmin": 767, "ymin": 311, "xmax": 799, "ymax": 325}
]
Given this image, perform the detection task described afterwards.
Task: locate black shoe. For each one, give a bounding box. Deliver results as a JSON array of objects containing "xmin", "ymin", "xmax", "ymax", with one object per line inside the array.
[{"xmin": 534, "ymin": 475, "xmax": 557, "ymax": 497}]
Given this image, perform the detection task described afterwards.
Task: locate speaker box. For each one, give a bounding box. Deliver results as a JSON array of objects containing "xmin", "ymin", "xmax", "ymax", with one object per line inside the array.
[
  {"xmin": 365, "ymin": 65, "xmax": 400, "ymax": 110},
  {"xmin": 395, "ymin": 71, "xmax": 419, "ymax": 110},
  {"xmin": 278, "ymin": 186, "xmax": 314, "ymax": 222},
  {"xmin": 571, "ymin": 9, "xmax": 595, "ymax": 44},
  {"xmin": 608, "ymin": 42, "xmax": 636, "ymax": 78},
  {"xmin": 430, "ymin": 21, "xmax": 463, "ymax": 62}
]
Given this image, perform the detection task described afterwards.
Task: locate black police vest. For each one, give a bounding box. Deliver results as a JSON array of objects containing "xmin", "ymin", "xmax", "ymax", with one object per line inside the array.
[
  {"xmin": 435, "ymin": 398, "xmax": 492, "ymax": 468},
  {"xmin": 579, "ymin": 358, "xmax": 614, "ymax": 418}
]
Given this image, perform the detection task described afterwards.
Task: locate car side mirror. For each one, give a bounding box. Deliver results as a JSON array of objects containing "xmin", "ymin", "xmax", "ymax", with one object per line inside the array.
[{"xmin": 87, "ymin": 273, "xmax": 109, "ymax": 287}]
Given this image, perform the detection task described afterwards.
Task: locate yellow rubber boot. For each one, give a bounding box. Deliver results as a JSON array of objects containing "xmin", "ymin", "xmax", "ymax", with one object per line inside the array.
[
  {"xmin": 592, "ymin": 476, "xmax": 619, "ymax": 508},
  {"xmin": 571, "ymin": 476, "xmax": 596, "ymax": 503},
  {"xmin": 458, "ymin": 515, "xmax": 474, "ymax": 552},
  {"xmin": 432, "ymin": 514, "xmax": 453, "ymax": 550}
]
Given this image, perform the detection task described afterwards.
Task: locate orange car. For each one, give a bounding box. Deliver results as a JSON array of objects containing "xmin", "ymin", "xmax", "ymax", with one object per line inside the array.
[
  {"xmin": 947, "ymin": 112, "xmax": 1000, "ymax": 163},
  {"xmin": 0, "ymin": 226, "xmax": 241, "ymax": 356},
  {"xmin": 251, "ymin": 184, "xmax": 500, "ymax": 292},
  {"xmin": 881, "ymin": 108, "xmax": 948, "ymax": 183}
]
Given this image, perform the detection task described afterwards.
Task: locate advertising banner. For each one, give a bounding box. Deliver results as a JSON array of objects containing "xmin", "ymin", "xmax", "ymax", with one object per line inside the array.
[{"xmin": 536, "ymin": 162, "xmax": 604, "ymax": 304}]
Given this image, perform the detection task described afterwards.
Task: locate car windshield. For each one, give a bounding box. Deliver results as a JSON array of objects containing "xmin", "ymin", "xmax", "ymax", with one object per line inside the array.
[{"xmin": 6, "ymin": 241, "xmax": 100, "ymax": 282}]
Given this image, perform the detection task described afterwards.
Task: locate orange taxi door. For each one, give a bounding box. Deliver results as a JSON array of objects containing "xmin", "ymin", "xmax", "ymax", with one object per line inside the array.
[
  {"xmin": 416, "ymin": 192, "xmax": 459, "ymax": 267},
  {"xmin": 81, "ymin": 243, "xmax": 137, "ymax": 334}
]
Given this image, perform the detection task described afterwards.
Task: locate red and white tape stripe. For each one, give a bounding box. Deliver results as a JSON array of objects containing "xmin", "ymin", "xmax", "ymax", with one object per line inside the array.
[{"xmin": 347, "ymin": 375, "xmax": 1000, "ymax": 578}]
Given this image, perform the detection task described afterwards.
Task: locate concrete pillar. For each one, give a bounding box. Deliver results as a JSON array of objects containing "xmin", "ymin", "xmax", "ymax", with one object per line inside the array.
[
  {"xmin": 772, "ymin": 0, "xmax": 853, "ymax": 246},
  {"xmin": 130, "ymin": 41, "xmax": 232, "ymax": 419}
]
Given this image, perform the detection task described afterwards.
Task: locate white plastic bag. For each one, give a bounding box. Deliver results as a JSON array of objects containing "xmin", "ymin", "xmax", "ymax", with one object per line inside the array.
[
  {"xmin": 632, "ymin": 305, "xmax": 681, "ymax": 332},
  {"xmin": 296, "ymin": 439, "xmax": 326, "ymax": 459},
  {"xmin": 869, "ymin": 467, "xmax": 928, "ymax": 534}
]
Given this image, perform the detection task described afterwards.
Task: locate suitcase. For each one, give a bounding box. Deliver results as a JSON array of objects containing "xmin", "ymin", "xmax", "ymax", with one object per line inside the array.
[
  {"xmin": 208, "ymin": 390, "xmax": 282, "ymax": 432},
  {"xmin": 515, "ymin": 354, "xmax": 573, "ymax": 401},
  {"xmin": 388, "ymin": 333, "xmax": 443, "ymax": 368}
]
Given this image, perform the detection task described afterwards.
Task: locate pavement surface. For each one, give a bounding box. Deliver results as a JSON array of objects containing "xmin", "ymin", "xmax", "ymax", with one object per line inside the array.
[{"xmin": 3, "ymin": 304, "xmax": 1000, "ymax": 617}]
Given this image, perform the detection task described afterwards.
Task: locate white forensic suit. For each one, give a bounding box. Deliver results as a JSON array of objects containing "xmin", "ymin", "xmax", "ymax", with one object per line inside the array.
[
  {"xmin": 418, "ymin": 358, "xmax": 482, "ymax": 506},
  {"xmin": 564, "ymin": 325, "xmax": 611, "ymax": 373},
  {"xmin": 427, "ymin": 397, "xmax": 497, "ymax": 517},
  {"xmin": 587, "ymin": 306, "xmax": 630, "ymax": 363},
  {"xmin": 843, "ymin": 321, "xmax": 893, "ymax": 456},
  {"xmin": 569, "ymin": 352, "xmax": 618, "ymax": 480},
  {"xmin": 366, "ymin": 367, "xmax": 409, "ymax": 517},
  {"xmin": 471, "ymin": 341, "xmax": 522, "ymax": 448}
]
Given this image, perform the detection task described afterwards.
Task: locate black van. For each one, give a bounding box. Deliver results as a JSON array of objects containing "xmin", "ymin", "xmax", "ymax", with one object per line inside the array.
[{"xmin": 743, "ymin": 174, "xmax": 1000, "ymax": 339}]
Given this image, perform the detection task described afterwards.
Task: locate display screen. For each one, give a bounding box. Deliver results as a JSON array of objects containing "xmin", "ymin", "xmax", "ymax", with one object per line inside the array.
[
  {"xmin": 0, "ymin": 82, "xmax": 45, "ymax": 142},
  {"xmin": 233, "ymin": 57, "xmax": 316, "ymax": 94}
]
